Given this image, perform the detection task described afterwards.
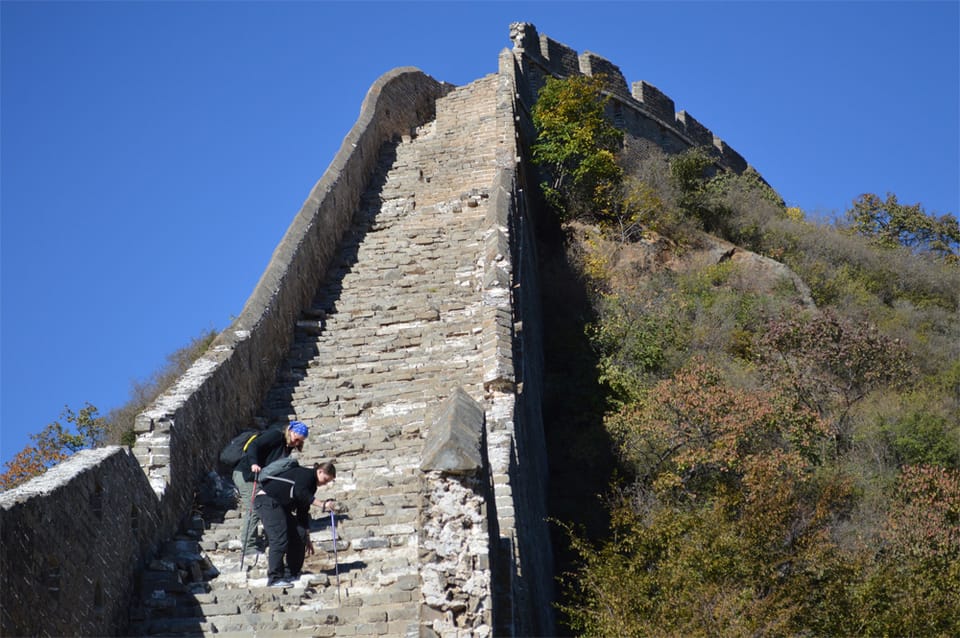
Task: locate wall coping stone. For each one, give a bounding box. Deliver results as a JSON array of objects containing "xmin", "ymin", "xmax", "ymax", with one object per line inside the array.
[{"xmin": 421, "ymin": 387, "xmax": 485, "ymax": 474}]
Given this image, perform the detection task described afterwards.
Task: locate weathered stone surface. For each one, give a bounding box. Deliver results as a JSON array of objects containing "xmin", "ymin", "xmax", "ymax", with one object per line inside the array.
[{"xmin": 420, "ymin": 388, "xmax": 485, "ymax": 474}]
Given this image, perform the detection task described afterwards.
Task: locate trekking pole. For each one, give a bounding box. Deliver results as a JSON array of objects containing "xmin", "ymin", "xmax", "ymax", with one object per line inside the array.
[
  {"xmin": 330, "ymin": 509, "xmax": 341, "ymax": 603},
  {"xmin": 240, "ymin": 472, "xmax": 258, "ymax": 572}
]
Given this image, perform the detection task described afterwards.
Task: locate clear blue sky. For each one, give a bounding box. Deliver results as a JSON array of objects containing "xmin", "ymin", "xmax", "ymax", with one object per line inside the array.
[{"xmin": 2, "ymin": 1, "xmax": 958, "ymax": 467}]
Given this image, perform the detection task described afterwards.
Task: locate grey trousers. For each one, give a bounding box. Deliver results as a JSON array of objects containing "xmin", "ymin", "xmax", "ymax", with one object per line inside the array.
[{"xmin": 233, "ymin": 467, "xmax": 261, "ymax": 552}]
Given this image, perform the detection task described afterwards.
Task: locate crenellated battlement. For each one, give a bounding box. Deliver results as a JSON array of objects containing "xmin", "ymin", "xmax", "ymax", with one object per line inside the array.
[{"xmin": 510, "ymin": 21, "xmax": 750, "ymax": 174}]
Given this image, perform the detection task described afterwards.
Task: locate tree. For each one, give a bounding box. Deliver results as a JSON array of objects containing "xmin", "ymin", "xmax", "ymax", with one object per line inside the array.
[
  {"xmin": 758, "ymin": 310, "xmax": 914, "ymax": 451},
  {"xmin": 668, "ymin": 146, "xmax": 733, "ymax": 235},
  {"xmin": 855, "ymin": 465, "xmax": 960, "ymax": 636},
  {"xmin": 0, "ymin": 403, "xmax": 106, "ymax": 491},
  {"xmin": 531, "ymin": 74, "xmax": 624, "ymax": 223},
  {"xmin": 607, "ymin": 359, "xmax": 830, "ymax": 494},
  {"xmin": 562, "ymin": 360, "xmax": 854, "ymax": 637},
  {"xmin": 846, "ymin": 192, "xmax": 959, "ymax": 261}
]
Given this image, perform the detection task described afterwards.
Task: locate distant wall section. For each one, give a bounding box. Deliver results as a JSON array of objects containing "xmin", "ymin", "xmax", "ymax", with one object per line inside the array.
[{"xmin": 509, "ymin": 22, "xmax": 751, "ymax": 174}]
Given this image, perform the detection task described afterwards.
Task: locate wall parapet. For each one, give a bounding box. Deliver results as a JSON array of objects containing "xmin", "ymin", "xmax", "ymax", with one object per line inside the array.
[
  {"xmin": 509, "ymin": 21, "xmax": 752, "ymax": 175},
  {"xmin": 0, "ymin": 447, "xmax": 159, "ymax": 637},
  {"xmin": 484, "ymin": 45, "xmax": 555, "ymax": 638},
  {"xmin": 130, "ymin": 67, "xmax": 453, "ymax": 542}
]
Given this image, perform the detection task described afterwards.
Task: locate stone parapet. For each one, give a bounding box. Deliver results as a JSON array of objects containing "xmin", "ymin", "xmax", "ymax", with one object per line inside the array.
[
  {"xmin": 579, "ymin": 51, "xmax": 632, "ymax": 102},
  {"xmin": 632, "ymin": 80, "xmax": 676, "ymax": 125},
  {"xmin": 0, "ymin": 447, "xmax": 158, "ymax": 637},
  {"xmin": 510, "ymin": 21, "xmax": 756, "ymax": 176},
  {"xmin": 130, "ymin": 68, "xmax": 453, "ymax": 542}
]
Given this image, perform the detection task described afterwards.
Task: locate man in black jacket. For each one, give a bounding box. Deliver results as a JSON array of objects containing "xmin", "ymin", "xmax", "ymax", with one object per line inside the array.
[
  {"xmin": 255, "ymin": 460, "xmax": 336, "ymax": 587},
  {"xmin": 233, "ymin": 421, "xmax": 309, "ymax": 555}
]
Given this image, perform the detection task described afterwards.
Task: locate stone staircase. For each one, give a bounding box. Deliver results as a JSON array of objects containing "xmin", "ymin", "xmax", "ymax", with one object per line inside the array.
[{"xmin": 129, "ymin": 74, "xmax": 505, "ymax": 637}]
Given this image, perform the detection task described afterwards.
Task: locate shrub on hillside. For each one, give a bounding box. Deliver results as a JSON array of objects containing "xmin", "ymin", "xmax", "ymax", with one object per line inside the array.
[
  {"xmin": 105, "ymin": 328, "xmax": 217, "ymax": 446},
  {"xmin": 562, "ymin": 360, "xmax": 858, "ymax": 637}
]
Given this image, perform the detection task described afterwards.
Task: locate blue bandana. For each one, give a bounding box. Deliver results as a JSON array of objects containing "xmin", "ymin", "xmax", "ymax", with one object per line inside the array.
[{"xmin": 289, "ymin": 421, "xmax": 309, "ymax": 437}]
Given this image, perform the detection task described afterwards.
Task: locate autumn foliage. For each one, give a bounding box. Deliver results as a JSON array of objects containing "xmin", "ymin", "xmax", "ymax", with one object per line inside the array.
[
  {"xmin": 542, "ymin": 106, "xmax": 960, "ymax": 634},
  {"xmin": 757, "ymin": 309, "xmax": 914, "ymax": 449},
  {"xmin": 0, "ymin": 403, "xmax": 106, "ymax": 491},
  {"xmin": 563, "ymin": 353, "xmax": 960, "ymax": 636},
  {"xmin": 0, "ymin": 429, "xmax": 71, "ymax": 491},
  {"xmin": 531, "ymin": 74, "xmax": 624, "ymax": 223},
  {"xmin": 564, "ymin": 360, "xmax": 855, "ymax": 636}
]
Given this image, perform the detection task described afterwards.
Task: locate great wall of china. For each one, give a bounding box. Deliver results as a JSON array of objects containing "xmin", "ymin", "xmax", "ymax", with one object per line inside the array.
[{"xmin": 1, "ymin": 23, "xmax": 754, "ymax": 637}]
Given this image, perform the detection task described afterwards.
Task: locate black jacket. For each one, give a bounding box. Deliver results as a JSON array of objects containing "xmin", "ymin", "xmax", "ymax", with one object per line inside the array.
[
  {"xmin": 240, "ymin": 428, "xmax": 293, "ymax": 481},
  {"xmin": 259, "ymin": 465, "xmax": 319, "ymax": 527}
]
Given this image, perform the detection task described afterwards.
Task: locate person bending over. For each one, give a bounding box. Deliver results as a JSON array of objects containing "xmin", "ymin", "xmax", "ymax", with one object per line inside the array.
[{"xmin": 255, "ymin": 460, "xmax": 336, "ymax": 587}]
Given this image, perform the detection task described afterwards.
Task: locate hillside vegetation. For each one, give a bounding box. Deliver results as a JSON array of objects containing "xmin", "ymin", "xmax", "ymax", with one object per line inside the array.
[{"xmin": 533, "ymin": 75, "xmax": 960, "ymax": 637}]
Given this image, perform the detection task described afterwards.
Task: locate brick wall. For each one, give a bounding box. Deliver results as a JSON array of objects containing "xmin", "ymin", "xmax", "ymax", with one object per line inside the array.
[{"xmin": 0, "ymin": 448, "xmax": 157, "ymax": 636}]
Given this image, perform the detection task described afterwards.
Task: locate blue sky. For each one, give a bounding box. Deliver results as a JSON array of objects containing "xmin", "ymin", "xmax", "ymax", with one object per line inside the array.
[{"xmin": 2, "ymin": 1, "xmax": 958, "ymax": 467}]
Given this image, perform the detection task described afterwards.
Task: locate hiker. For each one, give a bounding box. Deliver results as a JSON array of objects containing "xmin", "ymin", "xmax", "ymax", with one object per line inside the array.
[
  {"xmin": 233, "ymin": 420, "xmax": 309, "ymax": 556},
  {"xmin": 255, "ymin": 460, "xmax": 337, "ymax": 587}
]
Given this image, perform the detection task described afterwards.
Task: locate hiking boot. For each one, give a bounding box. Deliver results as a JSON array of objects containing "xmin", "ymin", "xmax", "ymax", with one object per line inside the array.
[
  {"xmin": 268, "ymin": 577, "xmax": 295, "ymax": 588},
  {"xmin": 283, "ymin": 571, "xmax": 308, "ymax": 584}
]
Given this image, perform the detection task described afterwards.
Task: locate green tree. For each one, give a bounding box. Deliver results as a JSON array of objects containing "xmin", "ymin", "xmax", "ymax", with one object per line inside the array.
[
  {"xmin": 669, "ymin": 146, "xmax": 728, "ymax": 233},
  {"xmin": 587, "ymin": 289, "xmax": 675, "ymax": 405},
  {"xmin": 0, "ymin": 403, "xmax": 106, "ymax": 491},
  {"xmin": 531, "ymin": 74, "xmax": 624, "ymax": 223},
  {"xmin": 846, "ymin": 192, "xmax": 959, "ymax": 261}
]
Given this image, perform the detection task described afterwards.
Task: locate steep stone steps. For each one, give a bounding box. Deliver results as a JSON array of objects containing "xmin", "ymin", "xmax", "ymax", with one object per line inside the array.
[{"xmin": 129, "ymin": 74, "xmax": 503, "ymax": 637}]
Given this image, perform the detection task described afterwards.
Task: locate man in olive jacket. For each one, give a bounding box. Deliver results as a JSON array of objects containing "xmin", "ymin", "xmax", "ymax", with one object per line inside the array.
[{"xmin": 255, "ymin": 460, "xmax": 336, "ymax": 587}]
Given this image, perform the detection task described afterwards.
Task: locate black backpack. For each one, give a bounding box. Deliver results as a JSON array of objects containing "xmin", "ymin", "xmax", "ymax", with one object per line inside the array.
[{"xmin": 219, "ymin": 429, "xmax": 261, "ymax": 468}]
